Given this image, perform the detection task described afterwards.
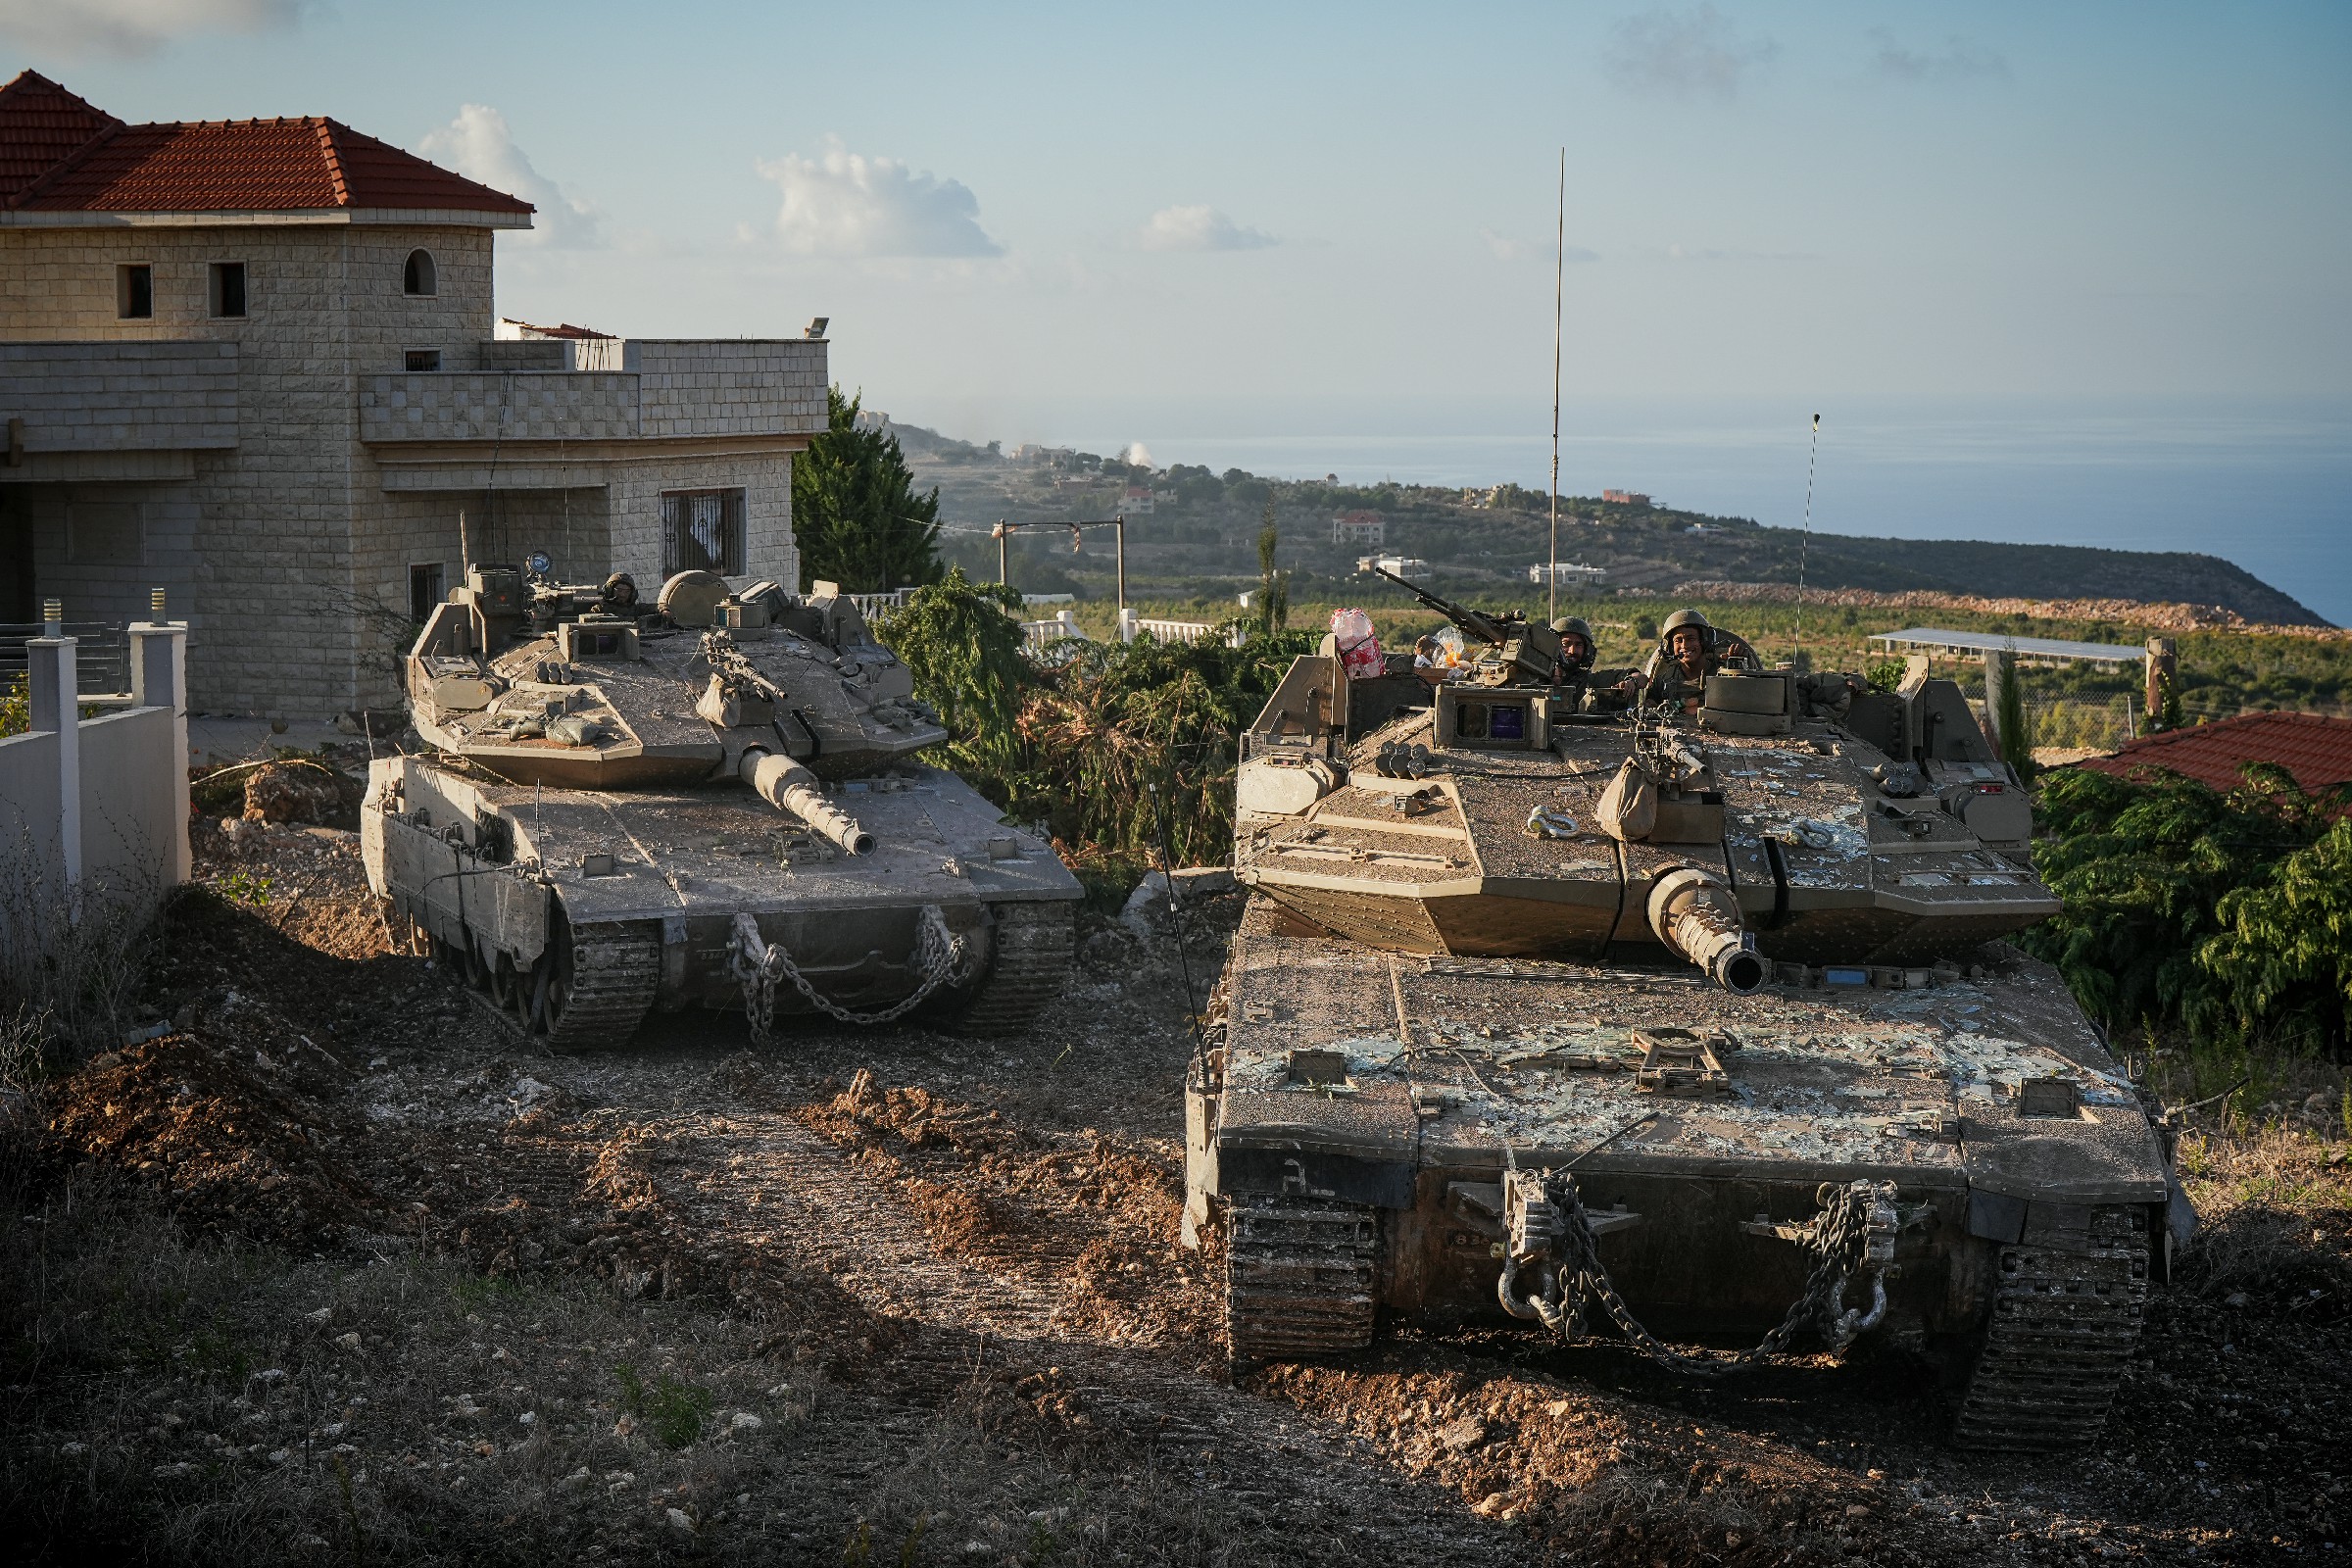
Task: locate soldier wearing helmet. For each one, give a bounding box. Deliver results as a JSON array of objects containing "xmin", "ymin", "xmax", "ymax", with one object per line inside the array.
[
  {"xmin": 1636, "ymin": 608, "xmax": 1760, "ymax": 710},
  {"xmin": 1547, "ymin": 615, "xmax": 1596, "ymax": 684}
]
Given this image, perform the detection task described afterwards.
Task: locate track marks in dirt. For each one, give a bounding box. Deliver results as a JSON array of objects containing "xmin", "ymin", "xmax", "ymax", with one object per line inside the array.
[{"xmin": 786, "ymin": 1068, "xmax": 1223, "ymax": 1356}]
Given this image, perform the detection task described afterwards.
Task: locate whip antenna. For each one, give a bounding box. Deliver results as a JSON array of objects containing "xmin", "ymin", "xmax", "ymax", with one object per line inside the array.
[
  {"xmin": 1547, "ymin": 147, "xmax": 1565, "ymax": 625},
  {"xmin": 1790, "ymin": 414, "xmax": 1821, "ymax": 665}
]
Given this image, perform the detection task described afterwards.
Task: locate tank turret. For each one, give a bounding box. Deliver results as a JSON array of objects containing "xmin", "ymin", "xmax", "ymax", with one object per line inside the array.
[
  {"xmin": 1188, "ymin": 615, "xmax": 2185, "ymax": 1454},
  {"xmin": 365, "ymin": 564, "xmax": 1082, "ymax": 1048}
]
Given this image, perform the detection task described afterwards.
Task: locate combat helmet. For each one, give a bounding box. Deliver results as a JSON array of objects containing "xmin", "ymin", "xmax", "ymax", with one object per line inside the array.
[
  {"xmin": 1549, "ymin": 615, "xmax": 1592, "ymax": 640},
  {"xmin": 1659, "ymin": 608, "xmax": 1712, "ymax": 638}
]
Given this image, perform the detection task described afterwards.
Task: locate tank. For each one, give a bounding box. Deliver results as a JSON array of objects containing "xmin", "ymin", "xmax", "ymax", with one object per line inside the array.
[
  {"xmin": 361, "ymin": 562, "xmax": 1083, "ymax": 1048},
  {"xmin": 1182, "ymin": 575, "xmax": 2192, "ymax": 1450}
]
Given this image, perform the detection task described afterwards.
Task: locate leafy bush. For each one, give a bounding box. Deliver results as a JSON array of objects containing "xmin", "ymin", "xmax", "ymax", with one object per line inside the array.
[
  {"xmin": 878, "ymin": 580, "xmax": 1315, "ymax": 887},
  {"xmin": 2023, "ymin": 761, "xmax": 2352, "ymax": 1054}
]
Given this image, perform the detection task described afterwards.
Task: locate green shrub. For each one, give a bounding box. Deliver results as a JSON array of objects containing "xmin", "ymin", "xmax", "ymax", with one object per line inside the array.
[{"xmin": 2023, "ymin": 760, "xmax": 2352, "ymax": 1053}]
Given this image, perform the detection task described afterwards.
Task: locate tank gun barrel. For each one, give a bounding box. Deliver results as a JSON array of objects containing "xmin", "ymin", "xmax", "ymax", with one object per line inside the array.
[
  {"xmin": 740, "ymin": 749, "xmax": 875, "ymax": 856},
  {"xmin": 1646, "ymin": 867, "xmax": 1766, "ymax": 993},
  {"xmin": 1372, "ymin": 566, "xmax": 1508, "ymax": 647}
]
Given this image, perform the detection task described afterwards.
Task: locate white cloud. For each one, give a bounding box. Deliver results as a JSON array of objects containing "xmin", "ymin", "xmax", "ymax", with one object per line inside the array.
[
  {"xmin": 756, "ymin": 137, "xmax": 1001, "ymax": 258},
  {"xmin": 1135, "ymin": 205, "xmax": 1276, "ymax": 253},
  {"xmin": 1605, "ymin": 5, "xmax": 1778, "ymax": 102},
  {"xmin": 1481, "ymin": 228, "xmax": 1599, "ymax": 264},
  {"xmin": 0, "ymin": 0, "xmax": 297, "ymax": 56},
  {"xmin": 418, "ymin": 105, "xmax": 600, "ymax": 249},
  {"xmin": 1663, "ymin": 243, "xmax": 1819, "ymax": 262},
  {"xmin": 1869, "ymin": 29, "xmax": 2009, "ymax": 85}
]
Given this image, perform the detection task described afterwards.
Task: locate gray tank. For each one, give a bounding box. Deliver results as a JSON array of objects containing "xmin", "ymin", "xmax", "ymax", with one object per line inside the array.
[
  {"xmin": 362, "ymin": 563, "xmax": 1083, "ymax": 1047},
  {"xmin": 1182, "ymin": 577, "xmax": 2192, "ymax": 1450}
]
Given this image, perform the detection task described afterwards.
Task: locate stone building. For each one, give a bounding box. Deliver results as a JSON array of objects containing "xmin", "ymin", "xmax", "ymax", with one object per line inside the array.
[{"xmin": 0, "ymin": 71, "xmax": 826, "ymax": 715}]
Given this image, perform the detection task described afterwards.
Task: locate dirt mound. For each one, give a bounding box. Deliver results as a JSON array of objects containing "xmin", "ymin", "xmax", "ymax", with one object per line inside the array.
[{"xmin": 42, "ymin": 1029, "xmax": 379, "ymax": 1246}]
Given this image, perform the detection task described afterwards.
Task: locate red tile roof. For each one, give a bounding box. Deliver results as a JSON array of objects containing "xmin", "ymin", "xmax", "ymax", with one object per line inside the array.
[
  {"xmin": 0, "ymin": 71, "xmax": 530, "ymax": 218},
  {"xmin": 0, "ymin": 72, "xmax": 121, "ymax": 203},
  {"xmin": 503, "ymin": 319, "xmax": 614, "ymax": 339},
  {"xmin": 2078, "ymin": 711, "xmax": 2352, "ymax": 797}
]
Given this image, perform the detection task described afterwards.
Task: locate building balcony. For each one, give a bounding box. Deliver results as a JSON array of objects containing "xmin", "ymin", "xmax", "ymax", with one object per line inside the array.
[
  {"xmin": 0, "ymin": 340, "xmax": 237, "ymax": 482},
  {"xmin": 358, "ymin": 338, "xmax": 827, "ymax": 446}
]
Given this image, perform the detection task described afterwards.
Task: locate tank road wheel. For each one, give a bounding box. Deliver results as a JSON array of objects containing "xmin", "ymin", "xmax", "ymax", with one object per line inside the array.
[
  {"xmin": 1952, "ymin": 1207, "xmax": 2150, "ymax": 1450},
  {"xmin": 486, "ymin": 953, "xmax": 521, "ymax": 1013},
  {"xmin": 1223, "ymin": 1194, "xmax": 1383, "ymax": 1366},
  {"xmin": 538, "ymin": 917, "xmax": 662, "ymax": 1053},
  {"xmin": 950, "ymin": 901, "xmax": 1077, "ymax": 1037}
]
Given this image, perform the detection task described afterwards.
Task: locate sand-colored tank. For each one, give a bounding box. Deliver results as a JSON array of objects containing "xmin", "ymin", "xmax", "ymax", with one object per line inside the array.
[
  {"xmin": 363, "ymin": 564, "xmax": 1082, "ymax": 1047},
  {"xmin": 1183, "ymin": 579, "xmax": 2191, "ymax": 1449}
]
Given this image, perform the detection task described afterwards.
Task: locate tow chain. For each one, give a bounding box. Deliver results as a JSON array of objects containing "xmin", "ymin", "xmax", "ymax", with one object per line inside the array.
[
  {"xmin": 1498, "ymin": 1169, "xmax": 1900, "ymax": 1377},
  {"xmin": 728, "ymin": 907, "xmax": 967, "ymax": 1034}
]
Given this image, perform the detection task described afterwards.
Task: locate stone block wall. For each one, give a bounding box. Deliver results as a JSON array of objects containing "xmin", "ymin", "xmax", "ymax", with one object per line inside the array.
[
  {"xmin": 0, "ymin": 340, "xmax": 239, "ymax": 452},
  {"xmin": 628, "ymin": 340, "xmax": 827, "ymax": 439}
]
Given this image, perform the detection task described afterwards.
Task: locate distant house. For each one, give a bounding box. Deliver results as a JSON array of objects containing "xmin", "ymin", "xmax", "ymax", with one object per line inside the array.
[
  {"xmin": 1601, "ymin": 488, "xmax": 1651, "ymax": 507},
  {"xmin": 1331, "ymin": 509, "xmax": 1385, "ymax": 546},
  {"xmin": 1361, "ymin": 555, "xmax": 1431, "ymax": 580},
  {"xmin": 1014, "ymin": 443, "xmax": 1074, "ymax": 466},
  {"xmin": 1529, "ymin": 563, "xmax": 1608, "ymax": 587},
  {"xmin": 2077, "ymin": 711, "xmax": 2352, "ymax": 798},
  {"xmin": 1121, "ymin": 483, "xmax": 1154, "ymax": 514}
]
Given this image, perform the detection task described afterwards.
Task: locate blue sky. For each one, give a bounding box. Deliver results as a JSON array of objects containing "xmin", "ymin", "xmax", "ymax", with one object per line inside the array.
[{"xmin": 7, "ymin": 1, "xmax": 2349, "ymax": 448}]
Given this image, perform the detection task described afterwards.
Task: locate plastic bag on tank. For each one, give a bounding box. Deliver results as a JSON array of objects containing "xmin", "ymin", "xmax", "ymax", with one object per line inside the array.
[{"xmin": 1330, "ymin": 608, "xmax": 1383, "ymax": 680}]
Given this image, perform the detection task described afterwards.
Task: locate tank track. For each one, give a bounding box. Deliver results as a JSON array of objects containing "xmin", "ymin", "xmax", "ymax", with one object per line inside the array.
[
  {"xmin": 1225, "ymin": 1195, "xmax": 1383, "ymax": 1363},
  {"xmin": 542, "ymin": 922, "xmax": 662, "ymax": 1053},
  {"xmin": 950, "ymin": 900, "xmax": 1077, "ymax": 1037},
  {"xmin": 1952, "ymin": 1206, "xmax": 2149, "ymax": 1450}
]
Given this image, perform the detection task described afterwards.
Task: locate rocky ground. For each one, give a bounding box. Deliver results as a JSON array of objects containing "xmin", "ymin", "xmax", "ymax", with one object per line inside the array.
[{"xmin": 3, "ymin": 815, "xmax": 2347, "ymax": 1565}]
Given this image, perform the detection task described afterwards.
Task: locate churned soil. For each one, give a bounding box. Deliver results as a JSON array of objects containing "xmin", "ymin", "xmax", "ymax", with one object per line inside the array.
[{"xmin": 6, "ymin": 823, "xmax": 2347, "ymax": 1565}]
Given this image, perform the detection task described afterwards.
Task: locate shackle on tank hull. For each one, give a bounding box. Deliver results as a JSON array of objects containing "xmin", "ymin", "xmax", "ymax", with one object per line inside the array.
[
  {"xmin": 1646, "ymin": 866, "xmax": 1766, "ymax": 993},
  {"xmin": 740, "ymin": 749, "xmax": 875, "ymax": 856}
]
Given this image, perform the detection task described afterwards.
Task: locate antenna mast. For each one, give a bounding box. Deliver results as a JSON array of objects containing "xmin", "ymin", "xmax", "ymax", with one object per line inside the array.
[
  {"xmin": 1790, "ymin": 414, "xmax": 1821, "ymax": 665},
  {"xmin": 1547, "ymin": 147, "xmax": 1565, "ymax": 625}
]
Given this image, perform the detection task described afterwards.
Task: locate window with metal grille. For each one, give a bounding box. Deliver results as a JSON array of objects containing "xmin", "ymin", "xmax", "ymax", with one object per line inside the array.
[
  {"xmin": 661, "ymin": 489, "xmax": 747, "ymax": 577},
  {"xmin": 405, "ymin": 349, "xmax": 442, "ymax": 371}
]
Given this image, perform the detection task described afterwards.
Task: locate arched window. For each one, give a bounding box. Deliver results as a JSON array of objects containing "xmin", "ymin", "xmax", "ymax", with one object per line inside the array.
[{"xmin": 403, "ymin": 248, "xmax": 437, "ymax": 297}]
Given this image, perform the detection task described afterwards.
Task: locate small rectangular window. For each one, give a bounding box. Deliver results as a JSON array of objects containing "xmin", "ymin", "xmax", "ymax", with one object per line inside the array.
[
  {"xmin": 405, "ymin": 349, "xmax": 442, "ymax": 372},
  {"xmin": 661, "ymin": 489, "xmax": 748, "ymax": 577},
  {"xmin": 117, "ymin": 264, "xmax": 152, "ymax": 319},
  {"xmin": 409, "ymin": 562, "xmax": 446, "ymax": 623},
  {"xmin": 208, "ymin": 261, "xmax": 246, "ymax": 318}
]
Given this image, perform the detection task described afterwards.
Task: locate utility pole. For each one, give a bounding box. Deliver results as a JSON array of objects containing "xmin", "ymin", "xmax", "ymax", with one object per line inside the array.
[
  {"xmin": 1547, "ymin": 146, "xmax": 1565, "ymax": 625},
  {"xmin": 994, "ymin": 517, "xmax": 1010, "ymax": 589}
]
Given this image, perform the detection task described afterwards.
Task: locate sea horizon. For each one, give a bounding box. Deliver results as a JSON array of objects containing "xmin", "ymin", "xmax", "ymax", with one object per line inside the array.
[{"xmin": 894, "ymin": 393, "xmax": 2352, "ymax": 626}]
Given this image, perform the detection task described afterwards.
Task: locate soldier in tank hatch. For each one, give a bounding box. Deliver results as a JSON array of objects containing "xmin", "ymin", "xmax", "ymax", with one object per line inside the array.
[
  {"xmin": 1548, "ymin": 615, "xmax": 1645, "ymax": 712},
  {"xmin": 1636, "ymin": 608, "xmax": 1760, "ymax": 709}
]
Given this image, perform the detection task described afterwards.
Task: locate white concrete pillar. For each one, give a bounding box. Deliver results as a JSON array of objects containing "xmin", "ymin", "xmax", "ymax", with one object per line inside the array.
[
  {"xmin": 1118, "ymin": 606, "xmax": 1139, "ymax": 645},
  {"xmin": 131, "ymin": 618, "xmax": 192, "ymax": 887},
  {"xmin": 25, "ymin": 631, "xmax": 81, "ymax": 913}
]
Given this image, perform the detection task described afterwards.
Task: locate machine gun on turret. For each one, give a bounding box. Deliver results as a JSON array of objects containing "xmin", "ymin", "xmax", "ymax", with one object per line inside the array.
[{"xmin": 1372, "ymin": 566, "xmax": 1560, "ymax": 686}]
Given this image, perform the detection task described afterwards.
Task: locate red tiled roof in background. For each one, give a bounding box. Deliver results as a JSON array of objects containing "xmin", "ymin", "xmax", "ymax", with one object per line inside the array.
[
  {"xmin": 0, "ymin": 71, "xmax": 121, "ymax": 203},
  {"xmin": 0, "ymin": 71, "xmax": 530, "ymax": 217},
  {"xmin": 503, "ymin": 319, "xmax": 614, "ymax": 339},
  {"xmin": 2077, "ymin": 711, "xmax": 2352, "ymax": 797}
]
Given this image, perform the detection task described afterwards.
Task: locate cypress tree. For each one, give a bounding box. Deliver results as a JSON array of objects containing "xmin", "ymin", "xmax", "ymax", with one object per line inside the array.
[{"xmin": 791, "ymin": 386, "xmax": 945, "ymax": 593}]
